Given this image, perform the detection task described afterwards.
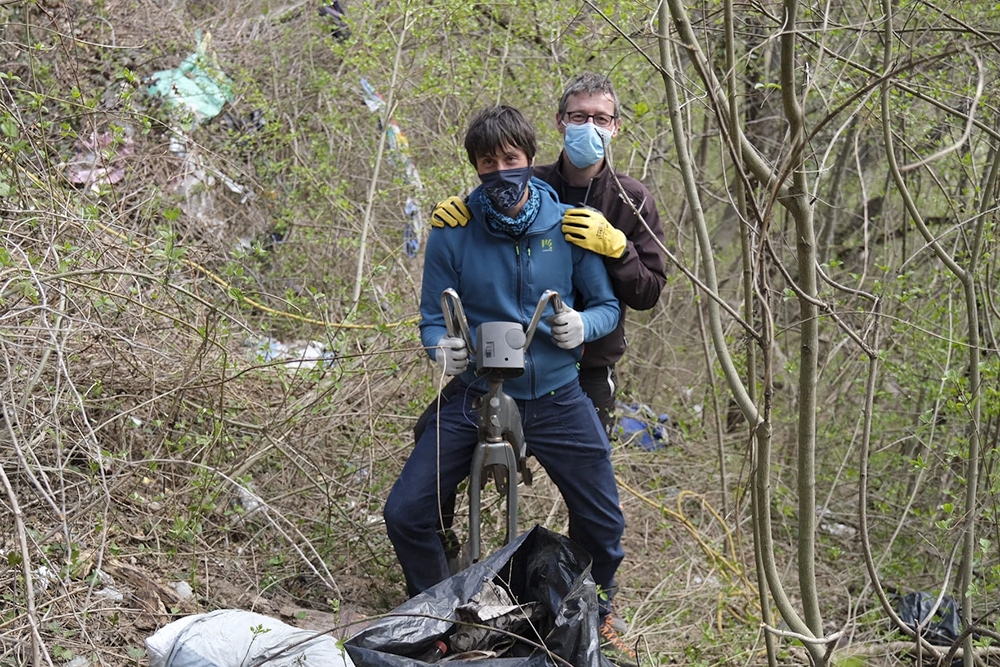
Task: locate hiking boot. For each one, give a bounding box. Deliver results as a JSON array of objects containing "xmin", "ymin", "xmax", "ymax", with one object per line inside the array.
[
  {"xmin": 607, "ymin": 610, "xmax": 628, "ymax": 634},
  {"xmin": 600, "ymin": 613, "xmax": 638, "ymax": 667}
]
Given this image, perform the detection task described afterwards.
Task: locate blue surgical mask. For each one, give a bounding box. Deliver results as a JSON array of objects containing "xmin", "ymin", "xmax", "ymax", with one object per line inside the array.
[
  {"xmin": 479, "ymin": 166, "xmax": 533, "ymax": 211},
  {"xmin": 563, "ymin": 123, "xmax": 613, "ymax": 168}
]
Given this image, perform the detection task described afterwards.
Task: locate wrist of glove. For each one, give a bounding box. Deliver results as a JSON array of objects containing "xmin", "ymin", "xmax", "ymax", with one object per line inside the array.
[
  {"xmin": 561, "ymin": 207, "xmax": 627, "ymax": 259},
  {"xmin": 548, "ymin": 308, "xmax": 584, "ymax": 350},
  {"xmin": 431, "ymin": 196, "xmax": 471, "ymax": 228},
  {"xmin": 435, "ymin": 336, "xmax": 469, "ymax": 375}
]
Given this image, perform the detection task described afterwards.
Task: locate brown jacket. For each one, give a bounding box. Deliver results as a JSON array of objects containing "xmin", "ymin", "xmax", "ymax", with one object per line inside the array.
[{"xmin": 534, "ymin": 154, "xmax": 667, "ymax": 369}]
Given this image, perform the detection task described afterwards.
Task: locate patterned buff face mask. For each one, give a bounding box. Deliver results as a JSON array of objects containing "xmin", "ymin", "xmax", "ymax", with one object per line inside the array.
[
  {"xmin": 477, "ymin": 184, "xmax": 540, "ymax": 238},
  {"xmin": 479, "ymin": 166, "xmax": 532, "ymax": 212}
]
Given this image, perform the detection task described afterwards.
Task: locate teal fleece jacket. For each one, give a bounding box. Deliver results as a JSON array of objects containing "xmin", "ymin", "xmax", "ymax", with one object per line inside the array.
[{"xmin": 419, "ymin": 177, "xmax": 620, "ymax": 400}]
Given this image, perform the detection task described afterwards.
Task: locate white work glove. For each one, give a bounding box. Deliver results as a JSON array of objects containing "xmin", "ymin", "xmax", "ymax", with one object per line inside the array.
[
  {"xmin": 548, "ymin": 308, "xmax": 584, "ymax": 349},
  {"xmin": 435, "ymin": 336, "xmax": 469, "ymax": 375}
]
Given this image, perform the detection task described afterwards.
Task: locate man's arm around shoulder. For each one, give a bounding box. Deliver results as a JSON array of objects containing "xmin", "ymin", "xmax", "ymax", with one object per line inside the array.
[{"xmin": 607, "ymin": 174, "xmax": 667, "ymax": 311}]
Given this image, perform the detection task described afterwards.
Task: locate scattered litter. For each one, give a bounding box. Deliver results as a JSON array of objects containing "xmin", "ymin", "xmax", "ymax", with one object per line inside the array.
[
  {"xmin": 34, "ymin": 565, "xmax": 56, "ymax": 591},
  {"xmin": 245, "ymin": 337, "xmax": 336, "ymax": 370},
  {"xmin": 817, "ymin": 506, "xmax": 857, "ymax": 539},
  {"xmin": 65, "ymin": 127, "xmax": 134, "ymax": 192},
  {"xmin": 168, "ymin": 132, "xmax": 248, "ymax": 199},
  {"xmin": 221, "ymin": 108, "xmax": 266, "ymax": 136},
  {"xmin": 360, "ymin": 77, "xmax": 425, "ymax": 258},
  {"xmin": 235, "ymin": 483, "xmax": 267, "ymax": 523},
  {"xmin": 166, "ymin": 140, "xmax": 222, "ymax": 237},
  {"xmin": 165, "ymin": 130, "xmax": 252, "ymax": 239},
  {"xmin": 146, "ymin": 609, "xmax": 355, "ymax": 667},
  {"xmin": 170, "ymin": 581, "xmax": 194, "ymax": 600},
  {"xmin": 93, "ymin": 586, "xmax": 124, "ymax": 601},
  {"xmin": 318, "ymin": 0, "xmax": 351, "ymax": 41},
  {"xmin": 220, "ymin": 107, "xmax": 268, "ymax": 155},
  {"xmin": 94, "ymin": 568, "xmax": 115, "ymax": 587},
  {"xmin": 692, "ymin": 574, "xmax": 721, "ymax": 587},
  {"xmin": 449, "ymin": 581, "xmax": 544, "ymax": 656},
  {"xmin": 614, "ymin": 401, "xmax": 670, "ymax": 451},
  {"xmin": 234, "ymin": 225, "xmax": 285, "ymax": 255},
  {"xmin": 403, "ymin": 197, "xmax": 421, "ymax": 258},
  {"xmin": 64, "ymin": 657, "xmax": 91, "ymax": 667},
  {"xmin": 147, "ymin": 30, "xmax": 234, "ymax": 125},
  {"xmin": 895, "ymin": 591, "xmax": 962, "ymax": 646},
  {"xmin": 347, "ymin": 463, "xmax": 370, "ymax": 484}
]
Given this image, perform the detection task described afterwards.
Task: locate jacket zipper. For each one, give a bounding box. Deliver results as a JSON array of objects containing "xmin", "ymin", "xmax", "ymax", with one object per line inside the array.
[{"xmin": 516, "ymin": 240, "xmax": 537, "ymax": 398}]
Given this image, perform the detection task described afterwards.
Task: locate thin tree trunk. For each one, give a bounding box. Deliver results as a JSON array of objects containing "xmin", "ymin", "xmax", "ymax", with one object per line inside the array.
[
  {"xmin": 880, "ymin": 2, "xmax": 989, "ymax": 657},
  {"xmin": 779, "ymin": 0, "xmax": 822, "ymax": 642}
]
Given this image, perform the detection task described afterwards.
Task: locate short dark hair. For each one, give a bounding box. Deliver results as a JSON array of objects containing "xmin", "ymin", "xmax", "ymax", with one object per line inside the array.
[
  {"xmin": 558, "ymin": 72, "xmax": 620, "ymax": 118},
  {"xmin": 464, "ymin": 105, "xmax": 537, "ymax": 167}
]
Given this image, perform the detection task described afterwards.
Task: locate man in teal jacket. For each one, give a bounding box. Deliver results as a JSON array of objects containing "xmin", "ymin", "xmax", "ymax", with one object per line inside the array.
[{"xmin": 384, "ymin": 105, "xmax": 626, "ymax": 634}]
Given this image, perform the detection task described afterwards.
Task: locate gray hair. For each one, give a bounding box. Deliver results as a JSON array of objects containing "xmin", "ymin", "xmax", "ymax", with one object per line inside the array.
[{"xmin": 557, "ymin": 72, "xmax": 620, "ymax": 118}]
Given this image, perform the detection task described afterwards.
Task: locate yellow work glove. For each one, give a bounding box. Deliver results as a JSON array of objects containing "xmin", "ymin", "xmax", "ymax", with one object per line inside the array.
[
  {"xmin": 561, "ymin": 207, "xmax": 626, "ymax": 259},
  {"xmin": 431, "ymin": 196, "xmax": 471, "ymax": 228}
]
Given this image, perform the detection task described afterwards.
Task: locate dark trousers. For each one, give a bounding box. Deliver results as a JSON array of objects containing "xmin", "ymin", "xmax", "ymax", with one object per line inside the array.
[
  {"xmin": 412, "ymin": 367, "xmax": 620, "ymax": 563},
  {"xmin": 414, "ymin": 364, "xmax": 617, "ymax": 444},
  {"xmin": 385, "ymin": 379, "xmax": 625, "ymax": 611},
  {"xmin": 579, "ymin": 365, "xmax": 617, "ymax": 436}
]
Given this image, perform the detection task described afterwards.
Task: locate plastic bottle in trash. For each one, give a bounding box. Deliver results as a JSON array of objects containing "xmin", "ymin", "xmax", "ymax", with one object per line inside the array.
[{"xmin": 417, "ymin": 639, "xmax": 448, "ymax": 663}]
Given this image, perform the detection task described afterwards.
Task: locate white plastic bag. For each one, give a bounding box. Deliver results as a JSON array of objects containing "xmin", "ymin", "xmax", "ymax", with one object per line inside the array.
[{"xmin": 146, "ymin": 609, "xmax": 354, "ymax": 667}]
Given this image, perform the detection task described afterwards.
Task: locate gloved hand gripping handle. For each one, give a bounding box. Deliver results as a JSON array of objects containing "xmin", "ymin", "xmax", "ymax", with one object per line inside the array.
[
  {"xmin": 441, "ymin": 288, "xmax": 473, "ymax": 353},
  {"xmin": 523, "ymin": 290, "xmax": 563, "ymax": 350}
]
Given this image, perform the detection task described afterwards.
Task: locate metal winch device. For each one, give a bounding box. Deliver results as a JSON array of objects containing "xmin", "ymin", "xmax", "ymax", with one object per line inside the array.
[{"xmin": 440, "ymin": 287, "xmax": 565, "ymax": 569}]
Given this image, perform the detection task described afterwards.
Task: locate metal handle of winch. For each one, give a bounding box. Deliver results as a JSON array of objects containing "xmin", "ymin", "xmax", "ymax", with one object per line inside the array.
[
  {"xmin": 440, "ymin": 288, "xmax": 473, "ymax": 350},
  {"xmin": 522, "ymin": 290, "xmax": 564, "ymax": 351}
]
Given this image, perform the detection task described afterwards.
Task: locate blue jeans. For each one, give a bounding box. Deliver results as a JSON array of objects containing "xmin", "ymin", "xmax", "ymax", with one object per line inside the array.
[{"xmin": 384, "ymin": 379, "xmax": 625, "ymax": 611}]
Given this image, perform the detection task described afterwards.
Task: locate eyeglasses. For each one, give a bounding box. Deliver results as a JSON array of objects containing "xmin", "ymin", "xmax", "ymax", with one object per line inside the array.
[{"xmin": 562, "ymin": 110, "xmax": 618, "ymax": 128}]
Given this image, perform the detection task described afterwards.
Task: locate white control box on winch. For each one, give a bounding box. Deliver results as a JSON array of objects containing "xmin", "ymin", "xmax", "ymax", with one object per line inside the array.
[{"xmin": 475, "ymin": 322, "xmax": 526, "ymax": 376}]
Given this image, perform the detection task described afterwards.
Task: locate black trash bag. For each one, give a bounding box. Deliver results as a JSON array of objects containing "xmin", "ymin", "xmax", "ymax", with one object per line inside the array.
[
  {"xmin": 896, "ymin": 591, "xmax": 962, "ymax": 646},
  {"xmin": 345, "ymin": 526, "xmax": 612, "ymax": 666},
  {"xmin": 318, "ymin": 0, "xmax": 351, "ymax": 41}
]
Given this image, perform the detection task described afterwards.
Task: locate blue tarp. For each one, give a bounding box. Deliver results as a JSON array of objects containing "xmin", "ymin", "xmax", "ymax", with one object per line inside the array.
[{"xmin": 615, "ymin": 402, "xmax": 670, "ymax": 451}]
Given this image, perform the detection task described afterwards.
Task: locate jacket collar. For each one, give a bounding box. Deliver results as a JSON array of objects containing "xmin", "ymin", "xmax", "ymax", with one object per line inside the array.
[{"xmin": 554, "ymin": 151, "xmax": 611, "ymax": 189}]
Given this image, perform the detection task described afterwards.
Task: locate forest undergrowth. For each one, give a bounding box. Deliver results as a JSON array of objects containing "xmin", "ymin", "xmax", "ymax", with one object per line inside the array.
[{"xmin": 3, "ymin": 0, "xmax": 998, "ymax": 665}]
